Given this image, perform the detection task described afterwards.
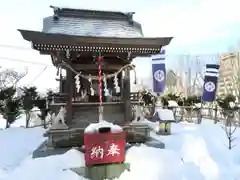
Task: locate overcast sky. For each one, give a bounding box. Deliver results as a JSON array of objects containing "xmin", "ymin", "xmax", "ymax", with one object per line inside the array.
[{"xmin": 0, "ymin": 0, "xmax": 239, "ymax": 91}]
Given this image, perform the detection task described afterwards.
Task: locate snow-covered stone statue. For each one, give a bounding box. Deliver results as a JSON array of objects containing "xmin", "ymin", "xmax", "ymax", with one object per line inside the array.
[
  {"xmin": 50, "ymin": 106, "xmax": 68, "ymax": 130},
  {"xmin": 29, "ymin": 107, "xmax": 42, "ymax": 127},
  {"xmin": 132, "ymin": 105, "xmax": 143, "ymax": 122}
]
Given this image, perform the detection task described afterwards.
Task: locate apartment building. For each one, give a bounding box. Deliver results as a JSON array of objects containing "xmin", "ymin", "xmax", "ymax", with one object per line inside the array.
[{"xmin": 218, "ymin": 52, "xmax": 240, "ymax": 96}]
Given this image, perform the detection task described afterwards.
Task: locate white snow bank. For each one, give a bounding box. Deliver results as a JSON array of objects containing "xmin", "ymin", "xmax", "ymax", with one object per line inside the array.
[
  {"xmin": 3, "ymin": 114, "xmax": 240, "ymax": 180},
  {"xmin": 0, "ymin": 168, "xmax": 7, "ymax": 180},
  {"xmin": 0, "ymin": 127, "xmax": 46, "ymax": 178},
  {"xmin": 181, "ymin": 162, "xmax": 204, "ymax": 180},
  {"xmin": 119, "ymin": 145, "xmax": 184, "ymax": 180},
  {"xmin": 0, "ymin": 107, "xmax": 44, "ymax": 129},
  {"xmin": 181, "ymin": 134, "xmax": 220, "ymax": 179},
  {"xmin": 3, "ymin": 149, "xmax": 87, "ymax": 180},
  {"xmin": 151, "ymin": 122, "xmax": 240, "ymax": 179},
  {"xmin": 0, "ymin": 115, "xmax": 26, "ymax": 129},
  {"xmin": 84, "ymin": 121, "xmax": 122, "ymax": 134}
]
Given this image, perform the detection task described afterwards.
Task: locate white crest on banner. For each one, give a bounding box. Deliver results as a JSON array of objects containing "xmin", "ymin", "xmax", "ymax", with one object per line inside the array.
[
  {"xmin": 154, "ymin": 70, "xmax": 165, "ymax": 82},
  {"xmin": 205, "ymin": 81, "xmax": 215, "ymax": 92}
]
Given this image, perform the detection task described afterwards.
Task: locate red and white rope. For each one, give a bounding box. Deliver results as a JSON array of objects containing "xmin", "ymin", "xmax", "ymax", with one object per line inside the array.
[{"xmin": 98, "ymin": 57, "xmax": 102, "ymax": 106}]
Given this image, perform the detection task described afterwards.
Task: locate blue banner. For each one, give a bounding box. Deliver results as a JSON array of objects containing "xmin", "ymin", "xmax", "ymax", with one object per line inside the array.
[
  {"xmin": 202, "ymin": 64, "xmax": 220, "ymax": 102},
  {"xmin": 152, "ymin": 49, "xmax": 166, "ymax": 93},
  {"xmin": 205, "ymin": 64, "xmax": 220, "ymax": 74}
]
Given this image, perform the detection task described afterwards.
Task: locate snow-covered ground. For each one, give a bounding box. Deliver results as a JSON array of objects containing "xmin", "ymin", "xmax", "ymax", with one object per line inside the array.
[
  {"xmin": 1, "ymin": 118, "xmax": 240, "ymax": 179},
  {"xmin": 0, "ymin": 127, "xmax": 45, "ymax": 179}
]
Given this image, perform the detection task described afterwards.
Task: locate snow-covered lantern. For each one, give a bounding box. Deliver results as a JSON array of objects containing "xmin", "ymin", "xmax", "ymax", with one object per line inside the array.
[
  {"xmin": 168, "ymin": 100, "xmax": 178, "ymax": 108},
  {"xmin": 152, "ymin": 108, "xmax": 175, "ymax": 135},
  {"xmin": 84, "ymin": 121, "xmax": 126, "ymax": 166},
  {"xmin": 154, "ymin": 97, "xmax": 162, "ymax": 111}
]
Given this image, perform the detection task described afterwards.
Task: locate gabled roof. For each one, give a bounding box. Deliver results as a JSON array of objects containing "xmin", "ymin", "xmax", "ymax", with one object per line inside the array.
[
  {"xmin": 18, "ymin": 6, "xmax": 174, "ymax": 58},
  {"xmin": 43, "ymin": 5, "xmax": 143, "ymax": 38},
  {"xmin": 18, "ymin": 29, "xmax": 173, "ymax": 57}
]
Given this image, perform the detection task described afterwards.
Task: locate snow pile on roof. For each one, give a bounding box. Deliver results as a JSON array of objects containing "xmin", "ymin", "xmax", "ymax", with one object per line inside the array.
[
  {"xmin": 195, "ymin": 103, "xmax": 202, "ymax": 108},
  {"xmin": 156, "ymin": 109, "xmax": 175, "ymax": 121},
  {"xmin": 168, "ymin": 100, "xmax": 178, "ymax": 107},
  {"xmin": 84, "ymin": 120, "xmax": 123, "ymax": 134}
]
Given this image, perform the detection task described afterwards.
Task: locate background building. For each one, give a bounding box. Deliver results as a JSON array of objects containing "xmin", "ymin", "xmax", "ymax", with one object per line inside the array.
[{"xmin": 218, "ymin": 52, "xmax": 240, "ymax": 96}]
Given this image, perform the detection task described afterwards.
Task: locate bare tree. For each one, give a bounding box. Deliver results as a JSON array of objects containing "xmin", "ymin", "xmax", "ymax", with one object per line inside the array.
[
  {"xmin": 217, "ymin": 94, "xmax": 237, "ymax": 150},
  {"xmin": 178, "ymin": 54, "xmax": 206, "ymax": 96},
  {"xmin": 0, "ymin": 67, "xmax": 28, "ymax": 89},
  {"xmin": 190, "ymin": 56, "xmax": 205, "ymax": 96},
  {"xmin": 221, "ymin": 113, "xmax": 237, "ymax": 150}
]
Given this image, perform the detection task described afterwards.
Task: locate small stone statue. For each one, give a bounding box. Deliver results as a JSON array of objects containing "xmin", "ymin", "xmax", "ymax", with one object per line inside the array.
[{"xmin": 50, "ymin": 106, "xmax": 68, "ymax": 130}]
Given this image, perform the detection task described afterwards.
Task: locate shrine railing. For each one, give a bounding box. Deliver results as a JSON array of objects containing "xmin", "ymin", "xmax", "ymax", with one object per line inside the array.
[
  {"xmin": 141, "ymin": 105, "xmax": 240, "ymax": 125},
  {"xmin": 6, "ymin": 106, "xmax": 239, "ymax": 130},
  {"xmin": 49, "ymin": 92, "xmax": 141, "ymax": 104}
]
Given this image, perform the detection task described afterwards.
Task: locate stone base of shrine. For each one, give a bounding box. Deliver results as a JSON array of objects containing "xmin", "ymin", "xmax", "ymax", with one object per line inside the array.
[
  {"xmin": 34, "ymin": 131, "xmax": 164, "ymax": 160},
  {"xmin": 69, "ymin": 163, "xmax": 130, "ymax": 180},
  {"xmin": 43, "ymin": 124, "xmax": 151, "ymax": 149}
]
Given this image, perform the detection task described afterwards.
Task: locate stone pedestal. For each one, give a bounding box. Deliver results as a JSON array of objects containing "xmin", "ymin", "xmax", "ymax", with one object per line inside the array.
[{"xmin": 70, "ymin": 163, "xmax": 130, "ymax": 180}]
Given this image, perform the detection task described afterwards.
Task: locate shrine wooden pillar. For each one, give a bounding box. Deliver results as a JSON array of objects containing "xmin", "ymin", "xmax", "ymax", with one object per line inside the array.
[
  {"xmin": 59, "ymin": 68, "xmax": 63, "ymax": 93},
  {"xmin": 123, "ymin": 67, "xmax": 131, "ymax": 123},
  {"xmin": 66, "ymin": 64, "xmax": 73, "ymax": 125}
]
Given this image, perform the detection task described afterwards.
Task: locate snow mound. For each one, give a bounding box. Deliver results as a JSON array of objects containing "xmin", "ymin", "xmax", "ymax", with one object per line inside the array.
[
  {"xmin": 3, "ymin": 149, "xmax": 87, "ymax": 180},
  {"xmin": 0, "ymin": 115, "xmax": 26, "ymax": 129},
  {"xmin": 85, "ymin": 120, "xmax": 122, "ymax": 134},
  {"xmin": 0, "ymin": 127, "xmax": 46, "ymax": 179},
  {"xmin": 181, "ymin": 134, "xmax": 220, "ymax": 179},
  {"xmin": 181, "ymin": 162, "xmax": 204, "ymax": 180},
  {"xmin": 119, "ymin": 145, "xmax": 184, "ymax": 180},
  {"xmin": 0, "ymin": 168, "xmax": 7, "ymax": 179},
  {"xmin": 61, "ymin": 148, "xmax": 85, "ymax": 168},
  {"xmin": 3, "ymin": 115, "xmax": 240, "ymax": 179}
]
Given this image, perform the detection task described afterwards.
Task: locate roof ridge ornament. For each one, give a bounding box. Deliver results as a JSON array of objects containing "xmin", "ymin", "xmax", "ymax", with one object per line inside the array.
[
  {"xmin": 50, "ymin": 5, "xmax": 61, "ymax": 20},
  {"xmin": 124, "ymin": 12, "xmax": 135, "ymax": 24}
]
